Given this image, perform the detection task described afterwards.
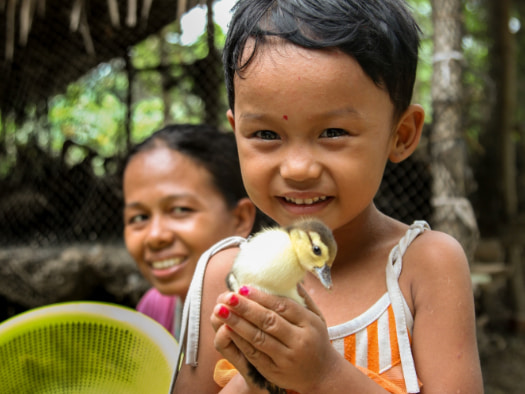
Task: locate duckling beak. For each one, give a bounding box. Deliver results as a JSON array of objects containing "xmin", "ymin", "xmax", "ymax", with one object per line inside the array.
[{"xmin": 313, "ymin": 265, "xmax": 332, "ymax": 290}]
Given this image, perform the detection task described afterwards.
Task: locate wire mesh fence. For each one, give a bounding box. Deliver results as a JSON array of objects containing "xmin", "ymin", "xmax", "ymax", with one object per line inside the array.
[
  {"xmin": 0, "ymin": 143, "xmax": 433, "ymax": 247},
  {"xmin": 0, "ymin": 5, "xmax": 435, "ymax": 247}
]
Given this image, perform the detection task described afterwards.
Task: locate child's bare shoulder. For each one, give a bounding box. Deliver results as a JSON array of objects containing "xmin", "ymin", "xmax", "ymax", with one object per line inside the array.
[
  {"xmin": 402, "ymin": 228, "xmax": 473, "ymax": 305},
  {"xmin": 407, "ymin": 228, "xmax": 468, "ymax": 268},
  {"xmin": 203, "ymin": 245, "xmax": 242, "ymax": 293}
]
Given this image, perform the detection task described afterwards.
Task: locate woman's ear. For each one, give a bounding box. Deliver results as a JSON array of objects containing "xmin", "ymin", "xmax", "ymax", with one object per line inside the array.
[
  {"xmin": 226, "ymin": 109, "xmax": 235, "ymax": 131},
  {"xmin": 232, "ymin": 197, "xmax": 256, "ymax": 238},
  {"xmin": 389, "ymin": 104, "xmax": 425, "ymax": 163}
]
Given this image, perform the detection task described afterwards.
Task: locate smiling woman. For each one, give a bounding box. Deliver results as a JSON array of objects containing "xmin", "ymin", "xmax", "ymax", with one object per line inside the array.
[{"xmin": 122, "ymin": 123, "xmax": 263, "ymax": 339}]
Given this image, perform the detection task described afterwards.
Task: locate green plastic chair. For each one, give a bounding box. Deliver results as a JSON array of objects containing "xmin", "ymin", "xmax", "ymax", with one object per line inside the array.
[{"xmin": 0, "ymin": 301, "xmax": 179, "ymax": 393}]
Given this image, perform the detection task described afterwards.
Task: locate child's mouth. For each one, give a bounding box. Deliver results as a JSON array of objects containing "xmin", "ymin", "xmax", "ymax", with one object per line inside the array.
[{"xmin": 283, "ymin": 196, "xmax": 328, "ymax": 205}]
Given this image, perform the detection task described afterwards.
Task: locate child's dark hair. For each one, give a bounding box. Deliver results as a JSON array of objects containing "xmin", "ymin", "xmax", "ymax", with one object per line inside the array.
[
  {"xmin": 125, "ymin": 124, "xmax": 274, "ymax": 231},
  {"xmin": 223, "ymin": 0, "xmax": 421, "ymax": 121}
]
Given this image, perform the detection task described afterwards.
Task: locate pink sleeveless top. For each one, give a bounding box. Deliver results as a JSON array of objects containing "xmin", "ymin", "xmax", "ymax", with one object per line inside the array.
[{"xmin": 136, "ymin": 288, "xmax": 182, "ymax": 339}]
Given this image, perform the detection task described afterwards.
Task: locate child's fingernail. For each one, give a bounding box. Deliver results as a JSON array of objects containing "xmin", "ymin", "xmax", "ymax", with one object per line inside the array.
[
  {"xmin": 239, "ymin": 286, "xmax": 250, "ymax": 296},
  {"xmin": 229, "ymin": 294, "xmax": 239, "ymax": 306},
  {"xmin": 218, "ymin": 306, "xmax": 230, "ymax": 319}
]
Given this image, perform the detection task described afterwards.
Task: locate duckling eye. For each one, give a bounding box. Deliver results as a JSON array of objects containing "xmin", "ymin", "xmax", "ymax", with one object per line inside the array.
[{"xmin": 312, "ymin": 245, "xmax": 322, "ymax": 256}]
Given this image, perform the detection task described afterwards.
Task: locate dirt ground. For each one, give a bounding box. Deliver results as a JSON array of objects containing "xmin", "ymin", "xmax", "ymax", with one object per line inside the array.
[{"xmin": 480, "ymin": 329, "xmax": 525, "ymax": 393}]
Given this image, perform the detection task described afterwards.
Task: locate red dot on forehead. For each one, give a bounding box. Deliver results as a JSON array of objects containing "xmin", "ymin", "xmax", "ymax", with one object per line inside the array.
[{"xmin": 283, "ymin": 115, "xmax": 288, "ymax": 120}]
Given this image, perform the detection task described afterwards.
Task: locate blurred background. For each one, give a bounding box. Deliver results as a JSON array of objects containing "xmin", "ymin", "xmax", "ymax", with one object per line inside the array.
[{"xmin": 0, "ymin": 1, "xmax": 523, "ymax": 392}]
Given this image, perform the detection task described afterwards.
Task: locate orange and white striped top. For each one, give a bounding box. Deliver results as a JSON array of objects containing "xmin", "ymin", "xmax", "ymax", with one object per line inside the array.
[
  {"xmin": 326, "ymin": 221, "xmax": 429, "ymax": 393},
  {"xmin": 173, "ymin": 222, "xmax": 429, "ymax": 394}
]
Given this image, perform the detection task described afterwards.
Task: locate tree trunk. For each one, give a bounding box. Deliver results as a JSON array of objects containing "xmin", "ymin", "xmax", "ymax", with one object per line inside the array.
[
  {"xmin": 491, "ymin": 0, "xmax": 518, "ymax": 220},
  {"xmin": 430, "ymin": 0, "xmax": 479, "ymax": 262},
  {"xmin": 487, "ymin": 0, "xmax": 525, "ymax": 329}
]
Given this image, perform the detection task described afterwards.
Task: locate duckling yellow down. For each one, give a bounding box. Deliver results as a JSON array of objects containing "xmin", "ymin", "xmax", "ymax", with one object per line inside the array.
[{"xmin": 226, "ymin": 217, "xmax": 337, "ymax": 306}]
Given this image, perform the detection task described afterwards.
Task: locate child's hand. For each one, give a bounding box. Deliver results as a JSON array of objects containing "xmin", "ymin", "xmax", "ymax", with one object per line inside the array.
[{"xmin": 211, "ymin": 285, "xmax": 340, "ymax": 393}]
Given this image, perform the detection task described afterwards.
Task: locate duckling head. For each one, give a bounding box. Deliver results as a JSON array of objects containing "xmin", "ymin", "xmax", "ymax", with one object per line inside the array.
[{"xmin": 286, "ymin": 218, "xmax": 337, "ymax": 290}]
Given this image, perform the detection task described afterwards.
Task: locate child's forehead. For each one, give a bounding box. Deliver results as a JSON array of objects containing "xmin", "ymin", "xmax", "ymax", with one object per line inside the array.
[
  {"xmin": 243, "ymin": 36, "xmax": 340, "ymax": 56},
  {"xmin": 238, "ymin": 37, "xmax": 350, "ymax": 76}
]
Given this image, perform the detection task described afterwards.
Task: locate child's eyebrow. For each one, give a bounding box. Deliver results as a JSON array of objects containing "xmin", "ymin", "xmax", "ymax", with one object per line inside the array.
[
  {"xmin": 238, "ymin": 112, "xmax": 265, "ymax": 120},
  {"xmin": 239, "ymin": 106, "xmax": 362, "ymax": 120},
  {"xmin": 322, "ymin": 107, "xmax": 362, "ymax": 118}
]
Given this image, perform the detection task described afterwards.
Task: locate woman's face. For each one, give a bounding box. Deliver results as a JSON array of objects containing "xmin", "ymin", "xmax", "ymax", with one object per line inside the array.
[{"xmin": 123, "ymin": 146, "xmax": 243, "ymax": 299}]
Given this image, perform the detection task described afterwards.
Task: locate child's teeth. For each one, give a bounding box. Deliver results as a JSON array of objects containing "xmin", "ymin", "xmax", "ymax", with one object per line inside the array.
[{"xmin": 285, "ymin": 196, "xmax": 327, "ymax": 205}]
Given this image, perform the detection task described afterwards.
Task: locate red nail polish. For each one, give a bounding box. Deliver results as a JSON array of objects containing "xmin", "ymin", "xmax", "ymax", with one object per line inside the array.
[
  {"xmin": 218, "ymin": 306, "xmax": 230, "ymax": 319},
  {"xmin": 239, "ymin": 286, "xmax": 250, "ymax": 296},
  {"xmin": 229, "ymin": 294, "xmax": 239, "ymax": 306}
]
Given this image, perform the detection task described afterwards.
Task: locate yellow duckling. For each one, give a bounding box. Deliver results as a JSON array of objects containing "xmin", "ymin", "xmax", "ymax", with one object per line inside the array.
[
  {"xmin": 227, "ymin": 217, "xmax": 337, "ymax": 305},
  {"xmin": 225, "ymin": 217, "xmax": 337, "ymax": 394}
]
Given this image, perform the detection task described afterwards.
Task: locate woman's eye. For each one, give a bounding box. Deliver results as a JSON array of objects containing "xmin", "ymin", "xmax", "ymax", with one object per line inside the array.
[
  {"xmin": 254, "ymin": 130, "xmax": 280, "ymax": 140},
  {"xmin": 320, "ymin": 128, "xmax": 348, "ymax": 138},
  {"xmin": 128, "ymin": 213, "xmax": 148, "ymax": 225}
]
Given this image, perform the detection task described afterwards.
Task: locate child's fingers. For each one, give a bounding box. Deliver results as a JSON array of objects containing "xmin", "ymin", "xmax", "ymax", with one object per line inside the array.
[
  {"xmin": 212, "ymin": 293, "xmax": 334, "ymax": 391},
  {"xmin": 214, "ymin": 323, "xmax": 271, "ymax": 387},
  {"xmin": 215, "ymin": 311, "xmax": 286, "ymax": 385},
  {"xmin": 213, "ymin": 287, "xmax": 329, "ymax": 363},
  {"xmin": 212, "ymin": 299, "xmax": 293, "ymax": 373},
  {"xmin": 210, "ymin": 315, "xmax": 223, "ymax": 333},
  {"xmin": 234, "ymin": 285, "xmax": 319, "ymax": 327},
  {"xmin": 213, "ymin": 325, "xmax": 250, "ymax": 375},
  {"xmin": 217, "ymin": 290, "xmax": 301, "ymax": 348}
]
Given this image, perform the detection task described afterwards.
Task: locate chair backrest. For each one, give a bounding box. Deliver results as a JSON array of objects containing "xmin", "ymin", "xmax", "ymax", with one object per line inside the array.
[{"xmin": 0, "ymin": 301, "xmax": 179, "ymax": 393}]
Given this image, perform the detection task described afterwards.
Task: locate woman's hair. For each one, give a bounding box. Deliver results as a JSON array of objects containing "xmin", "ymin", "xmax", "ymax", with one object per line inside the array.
[
  {"xmin": 223, "ymin": 0, "xmax": 421, "ymax": 121},
  {"xmin": 124, "ymin": 123, "xmax": 274, "ymax": 231},
  {"xmin": 125, "ymin": 124, "xmax": 244, "ymax": 209}
]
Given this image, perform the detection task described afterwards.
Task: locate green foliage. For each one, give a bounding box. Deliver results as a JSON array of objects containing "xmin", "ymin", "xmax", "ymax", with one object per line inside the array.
[
  {"xmin": 0, "ymin": 18, "xmax": 229, "ymax": 169},
  {"xmin": 47, "ymin": 63, "xmax": 127, "ymax": 159}
]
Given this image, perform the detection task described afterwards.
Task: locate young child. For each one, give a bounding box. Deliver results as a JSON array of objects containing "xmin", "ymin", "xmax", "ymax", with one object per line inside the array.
[
  {"xmin": 123, "ymin": 124, "xmax": 264, "ymax": 339},
  {"xmin": 172, "ymin": 1, "xmax": 483, "ymax": 393}
]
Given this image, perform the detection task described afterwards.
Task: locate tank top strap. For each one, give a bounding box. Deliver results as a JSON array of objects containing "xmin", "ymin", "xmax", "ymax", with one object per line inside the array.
[
  {"xmin": 385, "ymin": 220, "xmax": 429, "ymax": 393},
  {"xmin": 170, "ymin": 236, "xmax": 246, "ymax": 390},
  {"xmin": 389, "ymin": 220, "xmax": 430, "ymax": 279}
]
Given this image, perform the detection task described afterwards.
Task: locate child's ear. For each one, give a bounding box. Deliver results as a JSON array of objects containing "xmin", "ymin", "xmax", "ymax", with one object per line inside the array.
[
  {"xmin": 226, "ymin": 109, "xmax": 236, "ymax": 131},
  {"xmin": 232, "ymin": 198, "xmax": 256, "ymax": 238},
  {"xmin": 389, "ymin": 104, "xmax": 425, "ymax": 163}
]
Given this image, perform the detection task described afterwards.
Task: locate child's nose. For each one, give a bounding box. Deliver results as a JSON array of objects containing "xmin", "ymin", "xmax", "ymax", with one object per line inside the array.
[
  {"xmin": 279, "ymin": 150, "xmax": 322, "ymax": 182},
  {"xmin": 145, "ymin": 216, "xmax": 174, "ymax": 249}
]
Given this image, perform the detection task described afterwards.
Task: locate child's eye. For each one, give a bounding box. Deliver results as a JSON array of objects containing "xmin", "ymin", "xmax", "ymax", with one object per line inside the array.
[
  {"xmin": 171, "ymin": 206, "xmax": 194, "ymax": 215},
  {"xmin": 254, "ymin": 130, "xmax": 280, "ymax": 140},
  {"xmin": 320, "ymin": 128, "xmax": 348, "ymax": 138}
]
